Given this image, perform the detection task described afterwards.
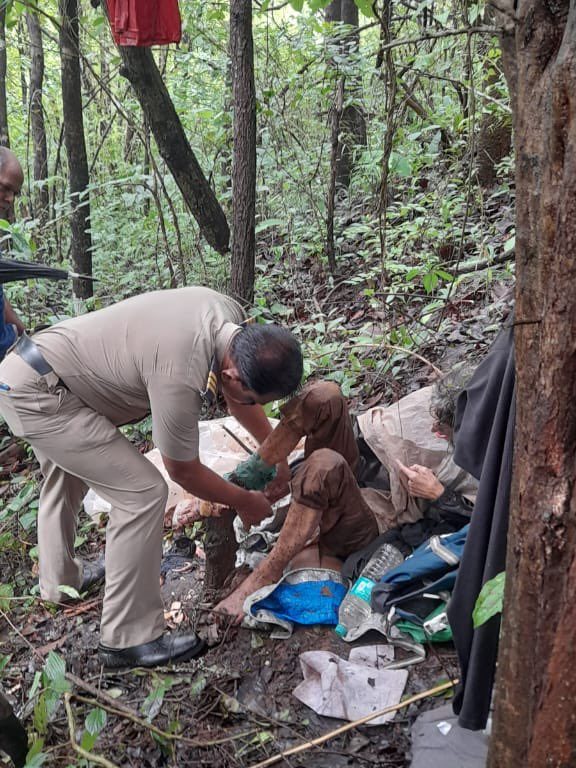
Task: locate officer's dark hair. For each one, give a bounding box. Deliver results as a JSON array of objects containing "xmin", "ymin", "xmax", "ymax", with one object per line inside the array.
[{"xmin": 229, "ymin": 323, "xmax": 303, "ymax": 397}]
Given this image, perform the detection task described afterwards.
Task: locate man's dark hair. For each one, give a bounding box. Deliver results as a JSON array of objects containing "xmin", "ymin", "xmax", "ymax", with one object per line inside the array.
[{"xmin": 229, "ymin": 323, "xmax": 303, "ymax": 397}]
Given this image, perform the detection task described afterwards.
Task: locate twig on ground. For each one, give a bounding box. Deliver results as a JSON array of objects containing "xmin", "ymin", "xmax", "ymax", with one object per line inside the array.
[
  {"xmin": 248, "ymin": 678, "xmax": 458, "ymax": 768},
  {"xmin": 64, "ymin": 692, "xmax": 120, "ymax": 768},
  {"xmin": 0, "ymin": 609, "xmax": 43, "ymax": 660},
  {"xmin": 65, "ymin": 675, "xmax": 257, "ymax": 748}
]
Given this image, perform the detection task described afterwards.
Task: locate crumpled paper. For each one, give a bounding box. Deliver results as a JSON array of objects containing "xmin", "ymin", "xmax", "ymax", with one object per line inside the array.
[{"xmin": 293, "ymin": 649, "xmax": 408, "ymax": 725}]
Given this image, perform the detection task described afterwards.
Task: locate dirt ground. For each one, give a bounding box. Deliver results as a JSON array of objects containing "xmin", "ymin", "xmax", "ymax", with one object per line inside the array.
[
  {"xmin": 0, "ymin": 276, "xmax": 512, "ymax": 767},
  {"xmin": 0, "ymin": 527, "xmax": 460, "ymax": 768}
]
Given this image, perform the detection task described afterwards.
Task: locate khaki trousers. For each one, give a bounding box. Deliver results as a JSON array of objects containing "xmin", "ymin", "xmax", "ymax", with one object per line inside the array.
[
  {"xmin": 0, "ymin": 353, "xmax": 166, "ymax": 648},
  {"xmin": 276, "ymin": 382, "xmax": 379, "ymax": 558}
]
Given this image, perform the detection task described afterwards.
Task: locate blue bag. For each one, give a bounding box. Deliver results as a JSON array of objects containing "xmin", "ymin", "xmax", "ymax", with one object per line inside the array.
[{"xmin": 371, "ymin": 526, "xmax": 469, "ymax": 627}]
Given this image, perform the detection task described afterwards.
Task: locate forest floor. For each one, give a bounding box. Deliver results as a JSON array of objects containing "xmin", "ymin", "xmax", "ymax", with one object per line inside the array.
[{"xmin": 0, "ymin": 221, "xmax": 514, "ymax": 766}]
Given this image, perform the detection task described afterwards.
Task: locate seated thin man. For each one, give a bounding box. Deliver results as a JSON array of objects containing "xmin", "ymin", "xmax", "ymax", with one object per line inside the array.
[{"xmin": 211, "ymin": 378, "xmax": 473, "ymax": 622}]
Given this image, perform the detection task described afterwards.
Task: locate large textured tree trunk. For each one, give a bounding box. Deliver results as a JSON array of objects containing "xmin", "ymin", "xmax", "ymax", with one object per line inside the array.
[
  {"xmin": 229, "ymin": 0, "xmax": 256, "ymax": 304},
  {"xmin": 116, "ymin": 46, "xmax": 230, "ymax": 256},
  {"xmin": 0, "ymin": 4, "xmax": 9, "ymax": 148},
  {"xmin": 26, "ymin": 11, "xmax": 49, "ymax": 224},
  {"xmin": 488, "ymin": 4, "xmax": 576, "ymax": 767},
  {"xmin": 59, "ymin": 0, "xmax": 93, "ymax": 301}
]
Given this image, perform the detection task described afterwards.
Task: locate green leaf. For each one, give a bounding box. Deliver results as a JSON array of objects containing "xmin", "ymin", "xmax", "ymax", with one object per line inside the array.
[
  {"xmin": 19, "ymin": 509, "xmax": 38, "ymax": 531},
  {"xmin": 58, "ymin": 585, "xmax": 81, "ymax": 599},
  {"xmin": 142, "ymin": 677, "xmax": 174, "ymax": 721},
  {"xmin": 33, "ymin": 695, "xmax": 49, "ymax": 736},
  {"xmin": 0, "ymin": 653, "xmax": 12, "ymax": 677},
  {"xmin": 290, "ymin": 0, "xmax": 305, "ymax": 11},
  {"xmin": 24, "ymin": 738, "xmax": 47, "ymax": 768},
  {"xmin": 255, "ymin": 218, "xmax": 284, "ymax": 234},
  {"xmin": 80, "ymin": 731, "xmax": 97, "ymax": 752},
  {"xmin": 504, "ymin": 234, "xmax": 515, "ymax": 253},
  {"xmin": 473, "ymin": 571, "xmax": 505, "ymax": 628},
  {"xmin": 0, "ymin": 584, "xmax": 14, "ymax": 611},
  {"xmin": 44, "ymin": 652, "xmax": 66, "ymax": 684},
  {"xmin": 85, "ymin": 707, "xmax": 107, "ymax": 735},
  {"xmin": 308, "ymin": 0, "xmax": 332, "ymax": 10},
  {"xmin": 353, "ymin": 0, "xmax": 376, "ymax": 16}
]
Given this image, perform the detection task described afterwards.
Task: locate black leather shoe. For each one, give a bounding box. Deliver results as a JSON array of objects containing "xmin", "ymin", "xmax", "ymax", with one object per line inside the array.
[
  {"xmin": 80, "ymin": 556, "xmax": 105, "ymax": 593},
  {"xmin": 98, "ymin": 632, "xmax": 206, "ymax": 669}
]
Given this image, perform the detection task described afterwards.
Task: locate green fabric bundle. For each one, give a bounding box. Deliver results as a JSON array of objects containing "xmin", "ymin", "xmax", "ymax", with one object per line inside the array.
[{"xmin": 225, "ymin": 452, "xmax": 277, "ymax": 491}]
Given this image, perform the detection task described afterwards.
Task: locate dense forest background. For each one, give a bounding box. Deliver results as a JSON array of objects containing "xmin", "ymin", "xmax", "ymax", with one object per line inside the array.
[
  {"xmin": 9, "ymin": 1, "xmax": 576, "ymax": 766},
  {"xmin": 2, "ymin": 0, "xmax": 514, "ymax": 402}
]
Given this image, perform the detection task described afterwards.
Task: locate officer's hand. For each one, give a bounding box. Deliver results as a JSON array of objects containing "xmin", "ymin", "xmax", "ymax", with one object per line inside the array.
[{"xmin": 236, "ymin": 491, "xmax": 273, "ymax": 529}]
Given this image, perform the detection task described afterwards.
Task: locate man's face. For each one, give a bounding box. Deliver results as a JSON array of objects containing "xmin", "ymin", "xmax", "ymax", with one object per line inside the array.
[
  {"xmin": 220, "ymin": 374, "xmax": 270, "ymax": 407},
  {"xmin": 0, "ymin": 161, "xmax": 23, "ymax": 220}
]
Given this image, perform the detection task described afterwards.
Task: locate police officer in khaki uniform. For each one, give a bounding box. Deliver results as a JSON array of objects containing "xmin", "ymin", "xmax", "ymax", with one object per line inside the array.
[{"xmin": 0, "ymin": 287, "xmax": 302, "ymax": 668}]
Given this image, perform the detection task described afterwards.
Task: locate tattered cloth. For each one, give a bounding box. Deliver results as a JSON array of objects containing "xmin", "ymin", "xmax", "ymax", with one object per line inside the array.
[{"xmin": 107, "ymin": 0, "xmax": 182, "ymax": 46}]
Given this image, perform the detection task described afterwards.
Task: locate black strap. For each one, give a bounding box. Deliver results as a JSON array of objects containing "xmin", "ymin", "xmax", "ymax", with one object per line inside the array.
[{"xmin": 13, "ymin": 334, "xmax": 54, "ymax": 376}]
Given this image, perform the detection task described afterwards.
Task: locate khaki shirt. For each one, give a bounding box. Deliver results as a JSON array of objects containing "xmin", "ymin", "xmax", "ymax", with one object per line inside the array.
[{"xmin": 34, "ymin": 287, "xmax": 245, "ymax": 460}]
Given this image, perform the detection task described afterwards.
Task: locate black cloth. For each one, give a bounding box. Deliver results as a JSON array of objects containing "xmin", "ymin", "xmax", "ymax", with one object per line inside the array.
[
  {"xmin": 0, "ymin": 692, "xmax": 27, "ymax": 768},
  {"xmin": 448, "ymin": 321, "xmax": 515, "ymax": 730},
  {"xmin": 0, "ymin": 258, "xmax": 68, "ymax": 284},
  {"xmin": 341, "ymin": 508, "xmax": 471, "ymax": 583}
]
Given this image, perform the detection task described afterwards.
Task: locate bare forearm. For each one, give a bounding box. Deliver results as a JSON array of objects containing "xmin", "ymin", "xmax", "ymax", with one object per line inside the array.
[
  {"xmin": 226, "ymin": 401, "xmax": 273, "ymax": 445},
  {"xmin": 173, "ymin": 461, "xmax": 251, "ymax": 508}
]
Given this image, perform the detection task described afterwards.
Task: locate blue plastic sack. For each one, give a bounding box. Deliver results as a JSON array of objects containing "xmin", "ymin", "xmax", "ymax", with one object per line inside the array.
[{"xmin": 253, "ymin": 580, "xmax": 347, "ymax": 626}]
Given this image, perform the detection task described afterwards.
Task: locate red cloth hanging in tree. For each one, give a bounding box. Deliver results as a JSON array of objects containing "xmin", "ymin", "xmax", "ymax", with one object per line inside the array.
[{"xmin": 107, "ymin": 0, "xmax": 182, "ymax": 46}]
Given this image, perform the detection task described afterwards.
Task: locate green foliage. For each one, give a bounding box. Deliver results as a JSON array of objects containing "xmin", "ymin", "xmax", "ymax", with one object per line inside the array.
[
  {"xmin": 81, "ymin": 707, "xmax": 107, "ymax": 751},
  {"xmin": 473, "ymin": 571, "xmax": 505, "ymax": 628},
  {"xmin": 142, "ymin": 675, "xmax": 175, "ymax": 722},
  {"xmin": 31, "ymin": 652, "xmax": 71, "ymax": 736}
]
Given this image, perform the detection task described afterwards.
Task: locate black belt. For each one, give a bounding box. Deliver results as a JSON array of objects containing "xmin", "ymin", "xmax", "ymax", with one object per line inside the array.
[{"xmin": 13, "ymin": 334, "xmax": 56, "ymax": 377}]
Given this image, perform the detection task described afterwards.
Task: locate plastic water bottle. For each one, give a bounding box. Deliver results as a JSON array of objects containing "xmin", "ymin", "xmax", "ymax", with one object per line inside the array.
[{"xmin": 335, "ymin": 543, "xmax": 404, "ymax": 638}]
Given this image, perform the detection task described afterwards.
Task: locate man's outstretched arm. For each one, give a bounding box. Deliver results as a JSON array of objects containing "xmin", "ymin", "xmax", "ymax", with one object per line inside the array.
[{"xmin": 162, "ymin": 455, "xmax": 273, "ymax": 529}]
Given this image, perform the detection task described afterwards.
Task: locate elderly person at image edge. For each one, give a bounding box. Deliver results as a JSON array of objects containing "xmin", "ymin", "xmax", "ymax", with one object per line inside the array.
[
  {"xmin": 0, "ymin": 147, "xmax": 26, "ymax": 361},
  {"xmin": 0, "ymin": 287, "xmax": 303, "ymax": 668}
]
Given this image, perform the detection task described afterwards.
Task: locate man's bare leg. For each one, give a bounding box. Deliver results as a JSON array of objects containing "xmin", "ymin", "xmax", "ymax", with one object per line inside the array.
[
  {"xmin": 215, "ymin": 449, "xmax": 378, "ymax": 623},
  {"xmin": 214, "ymin": 501, "xmax": 322, "ymax": 622}
]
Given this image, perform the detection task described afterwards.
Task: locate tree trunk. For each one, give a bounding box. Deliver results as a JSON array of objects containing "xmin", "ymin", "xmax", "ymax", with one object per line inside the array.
[
  {"xmin": 476, "ymin": 7, "xmax": 512, "ymax": 188},
  {"xmin": 325, "ymin": 78, "xmax": 343, "ymax": 274},
  {"xmin": 488, "ymin": 4, "xmax": 576, "ymax": 767},
  {"xmin": 26, "ymin": 11, "xmax": 49, "ymax": 224},
  {"xmin": 325, "ymin": 0, "xmax": 366, "ymax": 191},
  {"xmin": 203, "ymin": 510, "xmax": 239, "ymax": 593},
  {"xmin": 337, "ymin": 0, "xmax": 366, "ymax": 188},
  {"xmin": 59, "ymin": 0, "xmax": 93, "ymax": 301},
  {"xmin": 0, "ymin": 4, "xmax": 9, "ymax": 148},
  {"xmin": 116, "ymin": 45, "xmax": 230, "ymax": 256},
  {"xmin": 229, "ymin": 0, "xmax": 256, "ymax": 304}
]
